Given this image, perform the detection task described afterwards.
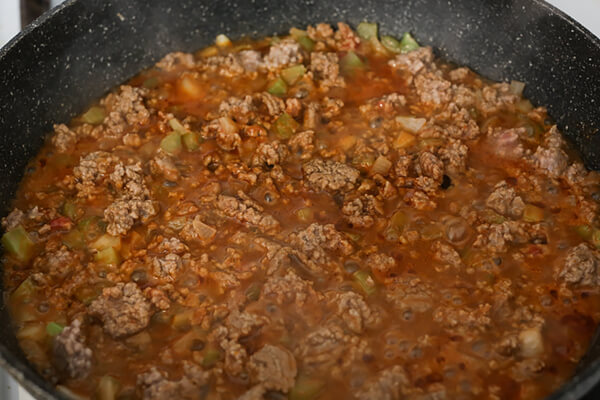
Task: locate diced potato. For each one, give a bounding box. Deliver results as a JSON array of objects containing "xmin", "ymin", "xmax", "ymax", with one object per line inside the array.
[
  {"xmin": 91, "ymin": 234, "xmax": 121, "ymax": 251},
  {"xmin": 94, "ymin": 247, "xmax": 120, "ymax": 266}
]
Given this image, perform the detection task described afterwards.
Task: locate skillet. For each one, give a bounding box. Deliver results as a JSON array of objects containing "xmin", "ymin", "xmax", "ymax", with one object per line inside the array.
[{"xmin": 1, "ymin": 0, "xmax": 600, "ymax": 398}]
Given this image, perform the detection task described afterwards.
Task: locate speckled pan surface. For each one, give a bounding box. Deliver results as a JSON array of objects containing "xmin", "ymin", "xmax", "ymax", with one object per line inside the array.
[{"xmin": 1, "ymin": 0, "xmax": 600, "ymax": 398}]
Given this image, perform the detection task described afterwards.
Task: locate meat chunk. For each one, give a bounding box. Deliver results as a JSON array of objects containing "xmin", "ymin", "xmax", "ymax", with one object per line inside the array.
[
  {"xmin": 105, "ymin": 198, "xmax": 157, "ymax": 236},
  {"xmin": 89, "ymin": 282, "xmax": 151, "ymax": 338},
  {"xmin": 384, "ymin": 277, "xmax": 433, "ymax": 313},
  {"xmin": 252, "ymin": 141, "xmax": 289, "ymax": 168},
  {"xmin": 532, "ymin": 126, "xmax": 569, "ymax": 177},
  {"xmin": 480, "ymin": 83, "xmax": 518, "ymax": 114},
  {"xmin": 254, "ymin": 92, "xmax": 285, "ymax": 117},
  {"xmin": 51, "ymin": 124, "xmax": 78, "ymax": 152},
  {"xmin": 418, "ymin": 151, "xmax": 444, "ymax": 181},
  {"xmin": 152, "ymin": 253, "xmax": 182, "ymax": 281},
  {"xmin": 2, "ymin": 208, "xmax": 24, "ymax": 231},
  {"xmin": 433, "ymin": 303, "xmax": 492, "ymax": 336},
  {"xmin": 216, "ymin": 121, "xmax": 242, "ymax": 151},
  {"xmin": 73, "ymin": 151, "xmax": 120, "ymax": 198},
  {"xmin": 150, "ymin": 151, "xmax": 180, "ymax": 181},
  {"xmin": 432, "ymin": 241, "xmax": 462, "ymax": 268},
  {"xmin": 248, "ymin": 345, "xmax": 297, "ymax": 392},
  {"xmin": 356, "ymin": 365, "xmax": 409, "ymax": 400},
  {"xmin": 485, "ymin": 180, "xmax": 525, "ymax": 218},
  {"xmin": 341, "ymin": 194, "xmax": 384, "ymax": 228},
  {"xmin": 403, "ymin": 189, "xmax": 436, "ymax": 210},
  {"xmin": 289, "ymin": 223, "xmax": 353, "ymax": 265},
  {"xmin": 179, "ymin": 215, "xmax": 217, "ymax": 245},
  {"xmin": 414, "ymin": 73, "xmax": 452, "ymax": 105},
  {"xmin": 329, "ymin": 291, "xmax": 380, "ymax": 333},
  {"xmin": 137, "ymin": 362, "xmax": 210, "ymax": 400},
  {"xmin": 557, "ymin": 243, "xmax": 600, "ymax": 286},
  {"xmin": 388, "ymin": 47, "xmax": 434, "ymax": 75},
  {"xmin": 264, "ymin": 39, "xmax": 303, "ymax": 70},
  {"xmin": 473, "ymin": 220, "xmax": 530, "ymax": 253},
  {"xmin": 155, "ymin": 52, "xmax": 196, "ymax": 71},
  {"xmin": 217, "ymin": 191, "xmax": 280, "ymax": 233},
  {"xmin": 219, "ymin": 95, "xmax": 255, "ymax": 124},
  {"xmin": 487, "ymin": 127, "xmax": 525, "ymax": 159},
  {"xmin": 262, "ymin": 271, "xmax": 317, "ymax": 306},
  {"xmin": 310, "ymin": 52, "xmax": 345, "ymax": 89},
  {"xmin": 288, "ymin": 130, "xmax": 315, "ymax": 159},
  {"xmin": 53, "ymin": 320, "xmax": 92, "ymax": 379},
  {"xmin": 238, "ymin": 50, "xmax": 263, "ymax": 72},
  {"xmin": 302, "ymin": 158, "xmax": 359, "ymax": 192},
  {"xmin": 438, "ymin": 138, "xmax": 468, "ymax": 174},
  {"xmin": 102, "ymin": 85, "xmax": 150, "ymax": 136}
]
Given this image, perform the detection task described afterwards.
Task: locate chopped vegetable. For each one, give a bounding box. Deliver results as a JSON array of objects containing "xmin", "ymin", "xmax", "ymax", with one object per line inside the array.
[
  {"xmin": 12, "ymin": 277, "xmax": 35, "ymax": 300},
  {"xmin": 172, "ymin": 309, "xmax": 193, "ymax": 331},
  {"xmin": 182, "ymin": 131, "xmax": 201, "ymax": 151},
  {"xmin": 353, "ymin": 270, "xmax": 377, "ymax": 296},
  {"xmin": 126, "ymin": 331, "xmax": 152, "ymax": 350},
  {"xmin": 352, "ymin": 152, "xmax": 376, "ymax": 170},
  {"xmin": 160, "ymin": 132, "xmax": 182, "ymax": 155},
  {"xmin": 356, "ymin": 22, "xmax": 378, "ymax": 40},
  {"xmin": 289, "ymin": 375, "xmax": 325, "ymax": 400},
  {"xmin": 215, "ymin": 34, "xmax": 232, "ymax": 48},
  {"xmin": 94, "ymin": 247, "xmax": 120, "ymax": 266},
  {"xmin": 338, "ymin": 134, "xmax": 357, "ymax": 152},
  {"xmin": 399, "ymin": 32, "xmax": 420, "ymax": 53},
  {"xmin": 96, "ymin": 375, "xmax": 120, "ymax": 400},
  {"xmin": 289, "ymin": 27, "xmax": 307, "ymax": 40},
  {"xmin": 169, "ymin": 118, "xmax": 186, "ymax": 133},
  {"xmin": 267, "ymin": 77, "xmax": 288, "ymax": 96},
  {"xmin": 592, "ymin": 229, "xmax": 600, "ymax": 249},
  {"xmin": 389, "ymin": 210, "xmax": 408, "ymax": 233},
  {"xmin": 396, "ymin": 115, "xmax": 426, "ymax": 133},
  {"xmin": 516, "ymin": 99, "xmax": 534, "ymax": 113},
  {"xmin": 371, "ymin": 155, "xmax": 392, "ymax": 175},
  {"xmin": 393, "ymin": 131, "xmax": 416, "ymax": 149},
  {"xmin": 296, "ymin": 207, "xmax": 314, "ymax": 223},
  {"xmin": 46, "ymin": 322, "xmax": 65, "ymax": 337},
  {"xmin": 78, "ymin": 216, "xmax": 106, "ymax": 241},
  {"xmin": 2, "ymin": 225, "xmax": 34, "ymax": 263},
  {"xmin": 91, "ymin": 234, "xmax": 121, "ymax": 251},
  {"xmin": 143, "ymin": 76, "xmax": 160, "ymax": 89},
  {"xmin": 202, "ymin": 347, "xmax": 221, "ymax": 368},
  {"xmin": 420, "ymin": 224, "xmax": 443, "ymax": 241},
  {"xmin": 218, "ymin": 116, "xmax": 238, "ymax": 135},
  {"xmin": 245, "ymin": 283, "xmax": 261, "ymax": 302},
  {"xmin": 81, "ymin": 106, "xmax": 105, "ymax": 125},
  {"xmin": 177, "ymin": 75, "xmax": 204, "ymax": 99},
  {"xmin": 523, "ymin": 204, "xmax": 544, "ymax": 223},
  {"xmin": 272, "ymin": 113, "xmax": 300, "ymax": 139},
  {"xmin": 575, "ymin": 225, "xmax": 594, "ymax": 241},
  {"xmin": 281, "ymin": 64, "xmax": 306, "ymax": 85},
  {"xmin": 340, "ymin": 51, "xmax": 365, "ymax": 76},
  {"xmin": 510, "ymin": 80, "xmax": 526, "ymax": 96},
  {"xmin": 381, "ymin": 35, "xmax": 403, "ymax": 53},
  {"xmin": 297, "ymin": 36, "xmax": 315, "ymax": 52},
  {"xmin": 62, "ymin": 201, "xmax": 79, "ymax": 220},
  {"xmin": 18, "ymin": 323, "xmax": 47, "ymax": 342}
]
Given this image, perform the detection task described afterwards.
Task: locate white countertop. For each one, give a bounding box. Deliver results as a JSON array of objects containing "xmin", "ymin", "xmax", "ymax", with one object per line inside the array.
[{"xmin": 0, "ymin": 0, "xmax": 599, "ymax": 399}]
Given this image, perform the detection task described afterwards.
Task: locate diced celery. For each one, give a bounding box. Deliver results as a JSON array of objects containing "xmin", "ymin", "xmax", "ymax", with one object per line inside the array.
[
  {"xmin": 575, "ymin": 225, "xmax": 594, "ymax": 241},
  {"xmin": 523, "ymin": 204, "xmax": 544, "ymax": 223},
  {"xmin": 340, "ymin": 51, "xmax": 365, "ymax": 76},
  {"xmin": 81, "ymin": 106, "xmax": 106, "ymax": 125},
  {"xmin": 353, "ymin": 270, "xmax": 377, "ymax": 296},
  {"xmin": 143, "ymin": 76, "xmax": 160, "ymax": 89},
  {"xmin": 245, "ymin": 283, "xmax": 261, "ymax": 302},
  {"xmin": 182, "ymin": 132, "xmax": 201, "ymax": 151},
  {"xmin": 357, "ymin": 22, "xmax": 378, "ymax": 40},
  {"xmin": 168, "ymin": 118, "xmax": 186, "ymax": 133},
  {"xmin": 297, "ymin": 35, "xmax": 315, "ymax": 52},
  {"xmin": 289, "ymin": 27, "xmax": 307, "ymax": 40},
  {"xmin": 62, "ymin": 201, "xmax": 78, "ymax": 220},
  {"xmin": 46, "ymin": 322, "xmax": 65, "ymax": 337},
  {"xmin": 381, "ymin": 35, "xmax": 403, "ymax": 53},
  {"xmin": 272, "ymin": 113, "xmax": 300, "ymax": 139},
  {"xmin": 12, "ymin": 277, "xmax": 35, "ymax": 300},
  {"xmin": 94, "ymin": 247, "xmax": 120, "ymax": 266},
  {"xmin": 281, "ymin": 65, "xmax": 306, "ymax": 86},
  {"xmin": 91, "ymin": 234, "xmax": 121, "ymax": 251},
  {"xmin": 289, "ymin": 375, "xmax": 325, "ymax": 400},
  {"xmin": 2, "ymin": 225, "xmax": 34, "ymax": 263},
  {"xmin": 399, "ymin": 32, "xmax": 420, "ymax": 53},
  {"xmin": 267, "ymin": 77, "xmax": 288, "ymax": 97},
  {"xmin": 296, "ymin": 207, "xmax": 314, "ymax": 223},
  {"xmin": 160, "ymin": 132, "xmax": 182, "ymax": 155},
  {"xmin": 202, "ymin": 347, "xmax": 221, "ymax": 368},
  {"xmin": 96, "ymin": 375, "xmax": 120, "ymax": 400}
]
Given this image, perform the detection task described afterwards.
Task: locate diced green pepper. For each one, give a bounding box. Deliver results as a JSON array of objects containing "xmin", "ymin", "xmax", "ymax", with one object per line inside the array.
[
  {"xmin": 289, "ymin": 375, "xmax": 325, "ymax": 400},
  {"xmin": 399, "ymin": 32, "xmax": 420, "ymax": 53},
  {"xmin": 46, "ymin": 322, "xmax": 64, "ymax": 337},
  {"xmin": 62, "ymin": 229, "xmax": 85, "ymax": 250},
  {"xmin": 340, "ymin": 51, "xmax": 365, "ymax": 76},
  {"xmin": 297, "ymin": 35, "xmax": 315, "ymax": 52},
  {"xmin": 267, "ymin": 77, "xmax": 288, "ymax": 97},
  {"xmin": 94, "ymin": 247, "xmax": 120, "ymax": 266},
  {"xmin": 281, "ymin": 65, "xmax": 306, "ymax": 86},
  {"xmin": 96, "ymin": 375, "xmax": 120, "ymax": 400},
  {"xmin": 245, "ymin": 283, "xmax": 261, "ymax": 302},
  {"xmin": 381, "ymin": 35, "xmax": 403, "ymax": 53},
  {"xmin": 182, "ymin": 132, "xmax": 201, "ymax": 151},
  {"xmin": 2, "ymin": 225, "xmax": 34, "ymax": 263},
  {"xmin": 272, "ymin": 113, "xmax": 300, "ymax": 140},
  {"xmin": 357, "ymin": 22, "xmax": 378, "ymax": 40},
  {"xmin": 353, "ymin": 270, "xmax": 377, "ymax": 296},
  {"xmin": 143, "ymin": 76, "xmax": 160, "ymax": 89},
  {"xmin": 160, "ymin": 132, "xmax": 182, "ymax": 155},
  {"xmin": 202, "ymin": 347, "xmax": 221, "ymax": 368},
  {"xmin": 575, "ymin": 225, "xmax": 594, "ymax": 241},
  {"xmin": 81, "ymin": 106, "xmax": 106, "ymax": 125}
]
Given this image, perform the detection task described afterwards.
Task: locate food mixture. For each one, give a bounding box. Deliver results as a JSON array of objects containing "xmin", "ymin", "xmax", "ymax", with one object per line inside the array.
[{"xmin": 2, "ymin": 21, "xmax": 600, "ymax": 400}]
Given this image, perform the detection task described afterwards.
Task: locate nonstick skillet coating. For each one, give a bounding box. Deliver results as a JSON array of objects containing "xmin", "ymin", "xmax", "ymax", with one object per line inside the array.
[{"xmin": 1, "ymin": 0, "xmax": 600, "ymax": 398}]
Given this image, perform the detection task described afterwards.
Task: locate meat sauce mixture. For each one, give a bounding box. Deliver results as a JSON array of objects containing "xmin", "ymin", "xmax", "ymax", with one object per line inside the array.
[{"xmin": 3, "ymin": 22, "xmax": 600, "ymax": 400}]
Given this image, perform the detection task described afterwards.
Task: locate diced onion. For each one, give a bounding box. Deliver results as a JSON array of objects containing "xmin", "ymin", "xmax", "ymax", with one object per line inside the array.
[
  {"xmin": 396, "ymin": 116, "xmax": 426, "ymax": 133},
  {"xmin": 215, "ymin": 34, "xmax": 232, "ymax": 48},
  {"xmin": 371, "ymin": 155, "xmax": 392, "ymax": 175},
  {"xmin": 510, "ymin": 80, "xmax": 526, "ymax": 96}
]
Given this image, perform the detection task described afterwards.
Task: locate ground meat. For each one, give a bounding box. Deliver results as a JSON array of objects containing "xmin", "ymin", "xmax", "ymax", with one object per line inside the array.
[
  {"xmin": 155, "ymin": 52, "xmax": 196, "ymax": 71},
  {"xmin": 473, "ymin": 220, "xmax": 530, "ymax": 253},
  {"xmin": 248, "ymin": 344, "xmax": 297, "ymax": 392},
  {"xmin": 448, "ymin": 67, "xmax": 470, "ymax": 82},
  {"xmin": 356, "ymin": 365, "xmax": 409, "ymax": 400},
  {"xmin": 105, "ymin": 198, "xmax": 157, "ymax": 236},
  {"xmin": 264, "ymin": 39, "xmax": 303, "ymax": 70},
  {"xmin": 359, "ymin": 93, "xmax": 406, "ymax": 117},
  {"xmin": 225, "ymin": 309, "xmax": 267, "ymax": 340},
  {"xmin": 532, "ymin": 126, "xmax": 569, "ymax": 177},
  {"xmin": 51, "ymin": 123, "xmax": 77, "ymax": 152},
  {"xmin": 137, "ymin": 362, "xmax": 210, "ymax": 400},
  {"xmin": 342, "ymin": 194, "xmax": 384, "ymax": 228},
  {"xmin": 288, "ymin": 130, "xmax": 315, "ymax": 159},
  {"xmin": 414, "ymin": 72, "xmax": 452, "ymax": 105},
  {"xmin": 179, "ymin": 215, "xmax": 217, "ymax": 246},
  {"xmin": 89, "ymin": 282, "xmax": 151, "ymax": 338},
  {"xmin": 367, "ymin": 253, "xmax": 397, "ymax": 276},
  {"xmin": 403, "ymin": 189, "xmax": 436, "ymax": 210},
  {"xmin": 254, "ymin": 92, "xmax": 285, "ymax": 117},
  {"xmin": 510, "ymin": 358, "xmax": 545, "ymax": 383},
  {"xmin": 480, "ymin": 83, "xmax": 518, "ymax": 114},
  {"xmin": 152, "ymin": 253, "xmax": 182, "ymax": 281},
  {"xmin": 433, "ymin": 303, "xmax": 492, "ymax": 336},
  {"xmin": 109, "ymin": 162, "xmax": 148, "ymax": 197},
  {"xmin": 388, "ymin": 47, "xmax": 434, "ymax": 75},
  {"xmin": 385, "ymin": 276, "xmax": 434, "ymax": 313},
  {"xmin": 303, "ymin": 158, "xmax": 359, "ymax": 192},
  {"xmin": 73, "ymin": 151, "xmax": 120, "ymax": 198},
  {"xmin": 333, "ymin": 22, "xmax": 360, "ymax": 51},
  {"xmin": 487, "ymin": 127, "xmax": 525, "ymax": 159},
  {"xmin": 34, "ymin": 246, "xmax": 79, "ymax": 280},
  {"xmin": 303, "ymin": 102, "xmax": 320, "ymax": 129},
  {"xmin": 418, "ymin": 151, "xmax": 444, "ymax": 181},
  {"xmin": 285, "ymin": 97, "xmax": 302, "ymax": 117},
  {"xmin": 102, "ymin": 85, "xmax": 150, "ymax": 136},
  {"xmin": 321, "ymin": 96, "xmax": 344, "ymax": 119},
  {"xmin": 438, "ymin": 138, "xmax": 468, "ymax": 174},
  {"xmin": 2, "ymin": 208, "xmax": 24, "ymax": 230},
  {"xmin": 219, "ymin": 95, "xmax": 255, "ymax": 124},
  {"xmin": 310, "ymin": 52, "xmax": 345, "ymax": 89},
  {"xmin": 486, "ymin": 180, "xmax": 525, "ymax": 218},
  {"xmin": 330, "ymin": 291, "xmax": 381, "ymax": 333},
  {"xmin": 252, "ymin": 141, "xmax": 289, "ymax": 168},
  {"xmin": 238, "ymin": 50, "xmax": 263, "ymax": 72},
  {"xmin": 262, "ymin": 270, "xmax": 317, "ymax": 306},
  {"xmin": 204, "ymin": 53, "xmax": 245, "ymax": 77},
  {"xmin": 217, "ymin": 191, "xmax": 280, "ymax": 233},
  {"xmin": 307, "ymin": 23, "xmax": 335, "ymax": 42},
  {"xmin": 216, "ymin": 123, "xmax": 242, "ymax": 151},
  {"xmin": 289, "ymin": 223, "xmax": 353, "ymax": 265},
  {"xmin": 432, "ymin": 241, "xmax": 462, "ymax": 268},
  {"xmin": 557, "ymin": 243, "xmax": 600, "ymax": 286},
  {"xmin": 53, "ymin": 320, "xmax": 92, "ymax": 379}
]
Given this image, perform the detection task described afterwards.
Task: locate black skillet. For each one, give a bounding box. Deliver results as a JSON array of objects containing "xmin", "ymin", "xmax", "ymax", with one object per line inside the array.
[{"xmin": 1, "ymin": 0, "xmax": 600, "ymax": 398}]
